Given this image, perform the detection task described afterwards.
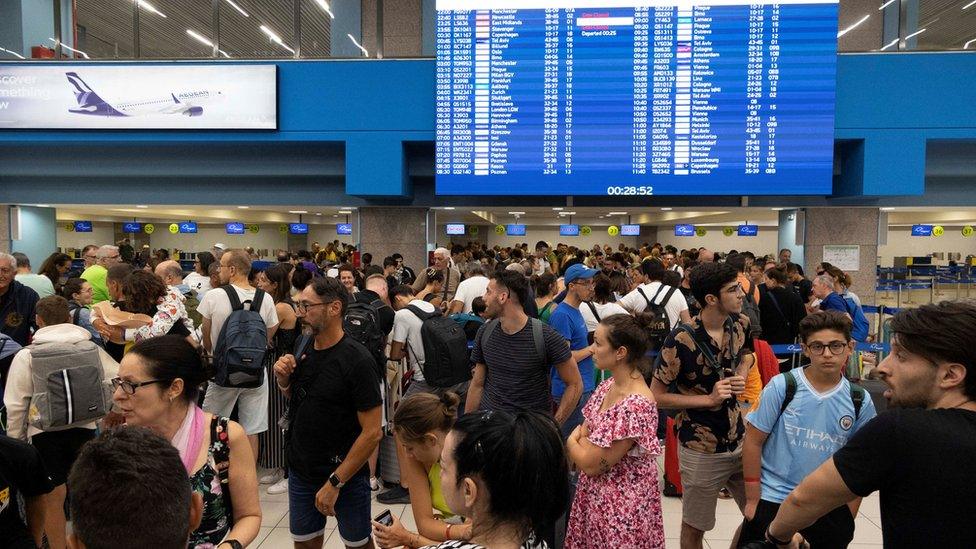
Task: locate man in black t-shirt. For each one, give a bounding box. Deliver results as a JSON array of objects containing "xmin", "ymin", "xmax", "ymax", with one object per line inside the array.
[
  {"xmin": 0, "ymin": 434, "xmax": 54, "ymax": 548},
  {"xmin": 766, "ymin": 301, "xmax": 976, "ymax": 549},
  {"xmin": 274, "ymin": 277, "xmax": 382, "ymax": 549}
]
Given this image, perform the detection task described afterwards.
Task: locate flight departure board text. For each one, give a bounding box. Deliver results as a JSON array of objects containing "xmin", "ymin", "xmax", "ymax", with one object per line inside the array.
[{"xmin": 435, "ymin": 0, "xmax": 838, "ymax": 196}]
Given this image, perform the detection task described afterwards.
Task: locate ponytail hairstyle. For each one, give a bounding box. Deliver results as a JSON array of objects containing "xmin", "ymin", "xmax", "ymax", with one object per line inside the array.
[
  {"xmin": 393, "ymin": 392, "xmax": 460, "ymax": 443},
  {"xmin": 451, "ymin": 411, "xmax": 569, "ymax": 542},
  {"xmin": 764, "ymin": 266, "xmax": 789, "ymax": 286},
  {"xmin": 127, "ymin": 335, "xmax": 211, "ymax": 403}
]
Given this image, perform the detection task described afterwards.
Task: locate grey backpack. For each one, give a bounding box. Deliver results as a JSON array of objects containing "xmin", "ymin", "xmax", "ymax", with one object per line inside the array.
[{"xmin": 28, "ymin": 340, "xmax": 113, "ymax": 431}]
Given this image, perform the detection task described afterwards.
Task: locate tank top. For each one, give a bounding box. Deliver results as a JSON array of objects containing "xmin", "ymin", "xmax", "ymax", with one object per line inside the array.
[
  {"xmin": 187, "ymin": 416, "xmax": 233, "ymax": 549},
  {"xmin": 428, "ymin": 461, "xmax": 454, "ymax": 519},
  {"xmin": 273, "ymin": 300, "xmax": 300, "ymax": 357}
]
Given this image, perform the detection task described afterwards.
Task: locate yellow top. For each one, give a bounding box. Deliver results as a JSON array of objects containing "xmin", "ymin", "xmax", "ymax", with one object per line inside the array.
[
  {"xmin": 738, "ymin": 353, "xmax": 762, "ymax": 405},
  {"xmin": 428, "ymin": 462, "xmax": 454, "ymax": 519}
]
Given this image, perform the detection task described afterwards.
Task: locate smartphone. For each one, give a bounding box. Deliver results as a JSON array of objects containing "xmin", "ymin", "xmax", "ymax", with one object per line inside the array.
[{"xmin": 374, "ymin": 510, "xmax": 394, "ymax": 527}]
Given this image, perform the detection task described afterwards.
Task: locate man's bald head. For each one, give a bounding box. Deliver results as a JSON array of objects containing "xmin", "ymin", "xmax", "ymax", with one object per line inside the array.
[
  {"xmin": 364, "ymin": 274, "xmax": 389, "ymax": 301},
  {"xmin": 155, "ymin": 260, "xmax": 184, "ymax": 285}
]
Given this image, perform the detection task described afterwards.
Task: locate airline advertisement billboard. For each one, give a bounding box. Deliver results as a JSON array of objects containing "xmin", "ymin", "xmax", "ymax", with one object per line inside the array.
[{"xmin": 0, "ymin": 65, "xmax": 277, "ymax": 129}]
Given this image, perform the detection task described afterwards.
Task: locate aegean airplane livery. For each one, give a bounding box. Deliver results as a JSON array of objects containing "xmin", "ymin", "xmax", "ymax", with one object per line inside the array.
[{"xmin": 65, "ymin": 71, "xmax": 224, "ymax": 117}]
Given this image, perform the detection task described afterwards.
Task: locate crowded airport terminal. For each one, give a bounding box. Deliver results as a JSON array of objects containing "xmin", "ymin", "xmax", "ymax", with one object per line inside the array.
[{"xmin": 1, "ymin": 0, "xmax": 975, "ymax": 548}]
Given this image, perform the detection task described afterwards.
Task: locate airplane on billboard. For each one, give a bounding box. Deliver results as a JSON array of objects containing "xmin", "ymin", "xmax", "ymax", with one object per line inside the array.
[{"xmin": 65, "ymin": 72, "xmax": 224, "ymax": 117}]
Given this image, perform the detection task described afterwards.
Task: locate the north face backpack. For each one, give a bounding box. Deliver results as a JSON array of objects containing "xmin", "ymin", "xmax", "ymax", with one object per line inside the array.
[
  {"xmin": 28, "ymin": 340, "xmax": 113, "ymax": 431},
  {"xmin": 637, "ymin": 284, "xmax": 679, "ymax": 352},
  {"xmin": 406, "ymin": 305, "xmax": 471, "ymax": 388},
  {"xmin": 344, "ymin": 298, "xmax": 388, "ymax": 381},
  {"xmin": 213, "ymin": 286, "xmax": 268, "ymax": 388}
]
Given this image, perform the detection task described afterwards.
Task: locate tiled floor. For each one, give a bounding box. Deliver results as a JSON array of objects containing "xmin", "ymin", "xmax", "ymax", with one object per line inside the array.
[{"xmin": 254, "ymin": 467, "xmax": 884, "ymax": 548}]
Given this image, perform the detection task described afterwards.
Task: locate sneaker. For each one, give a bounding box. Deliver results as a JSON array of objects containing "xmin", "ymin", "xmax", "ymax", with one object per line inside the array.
[
  {"xmin": 267, "ymin": 478, "xmax": 288, "ymax": 495},
  {"xmin": 370, "ymin": 476, "xmax": 382, "ymax": 491},
  {"xmin": 376, "ymin": 485, "xmax": 410, "ymax": 504},
  {"xmin": 259, "ymin": 469, "xmax": 283, "ymax": 485}
]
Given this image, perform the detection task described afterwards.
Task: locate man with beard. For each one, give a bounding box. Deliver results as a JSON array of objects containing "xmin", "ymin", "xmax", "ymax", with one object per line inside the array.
[
  {"xmin": 272, "ymin": 277, "xmax": 383, "ymax": 549},
  {"xmin": 765, "ymin": 301, "xmax": 976, "ymax": 549}
]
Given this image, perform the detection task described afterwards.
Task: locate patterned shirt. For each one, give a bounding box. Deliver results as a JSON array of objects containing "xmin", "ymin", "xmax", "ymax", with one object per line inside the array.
[{"xmin": 654, "ymin": 314, "xmax": 752, "ymax": 453}]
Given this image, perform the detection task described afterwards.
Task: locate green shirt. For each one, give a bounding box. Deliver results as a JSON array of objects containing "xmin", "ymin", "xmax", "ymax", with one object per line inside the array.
[
  {"xmin": 81, "ymin": 265, "xmax": 109, "ymax": 304},
  {"xmin": 14, "ymin": 274, "xmax": 54, "ymax": 299}
]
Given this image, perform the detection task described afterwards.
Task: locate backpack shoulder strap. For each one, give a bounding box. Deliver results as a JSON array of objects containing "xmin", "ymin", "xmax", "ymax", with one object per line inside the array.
[
  {"xmin": 585, "ymin": 301, "xmax": 600, "ymax": 322},
  {"xmin": 677, "ymin": 322, "xmax": 723, "ymax": 378},
  {"xmin": 222, "ymin": 285, "xmax": 244, "ymax": 311},
  {"xmin": 850, "ymin": 383, "xmax": 866, "ymax": 421},
  {"xmin": 294, "ymin": 333, "xmax": 313, "ymax": 361},
  {"xmin": 660, "ymin": 286, "xmax": 678, "ymax": 307},
  {"xmin": 72, "ymin": 306, "xmax": 82, "ymax": 326},
  {"xmin": 745, "ymin": 280, "xmax": 756, "ymax": 303},
  {"xmin": 250, "ymin": 288, "xmax": 266, "ymax": 312},
  {"xmin": 649, "ymin": 283, "xmax": 666, "ymax": 304},
  {"xmin": 405, "ymin": 304, "xmax": 434, "ymax": 321},
  {"xmin": 780, "ymin": 370, "xmax": 798, "ymax": 415},
  {"xmin": 636, "ymin": 286, "xmax": 651, "ymax": 308},
  {"xmin": 529, "ymin": 318, "xmax": 547, "ymax": 365},
  {"xmin": 209, "ymin": 416, "xmax": 233, "ymax": 523},
  {"xmin": 479, "ymin": 319, "xmax": 500, "ymax": 357}
]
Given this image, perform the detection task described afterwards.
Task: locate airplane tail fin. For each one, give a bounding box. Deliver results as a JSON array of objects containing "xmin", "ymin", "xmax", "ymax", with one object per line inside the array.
[{"xmin": 65, "ymin": 72, "xmax": 107, "ymax": 108}]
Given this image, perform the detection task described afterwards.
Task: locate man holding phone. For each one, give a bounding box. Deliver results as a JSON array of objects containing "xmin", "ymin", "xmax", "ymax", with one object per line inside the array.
[{"xmin": 652, "ymin": 262, "xmax": 754, "ymax": 549}]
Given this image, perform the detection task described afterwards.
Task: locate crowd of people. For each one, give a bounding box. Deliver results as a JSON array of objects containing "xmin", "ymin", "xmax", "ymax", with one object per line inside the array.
[{"xmin": 1, "ymin": 238, "xmax": 974, "ymax": 549}]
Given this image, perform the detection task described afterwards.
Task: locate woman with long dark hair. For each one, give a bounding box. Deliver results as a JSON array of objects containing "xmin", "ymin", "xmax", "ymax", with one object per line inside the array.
[
  {"xmin": 39, "ymin": 252, "xmax": 72, "ymax": 295},
  {"xmin": 185, "ymin": 251, "xmax": 216, "ymax": 296}
]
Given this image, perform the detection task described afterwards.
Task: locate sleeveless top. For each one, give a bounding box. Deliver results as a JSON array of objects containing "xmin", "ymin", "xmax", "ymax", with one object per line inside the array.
[
  {"xmin": 428, "ymin": 462, "xmax": 454, "ymax": 519},
  {"xmin": 273, "ymin": 300, "xmax": 300, "ymax": 357},
  {"xmin": 188, "ymin": 416, "xmax": 233, "ymax": 549}
]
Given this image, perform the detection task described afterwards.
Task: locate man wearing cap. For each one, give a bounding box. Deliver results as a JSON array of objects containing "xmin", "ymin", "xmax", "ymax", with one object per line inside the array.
[{"xmin": 548, "ymin": 263, "xmax": 599, "ymax": 438}]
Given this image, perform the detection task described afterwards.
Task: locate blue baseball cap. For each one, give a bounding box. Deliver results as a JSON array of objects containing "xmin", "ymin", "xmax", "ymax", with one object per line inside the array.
[{"xmin": 565, "ymin": 263, "xmax": 599, "ymax": 284}]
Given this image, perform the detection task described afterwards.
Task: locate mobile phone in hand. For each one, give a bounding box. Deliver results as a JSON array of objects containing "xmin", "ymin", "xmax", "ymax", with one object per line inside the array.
[{"xmin": 374, "ymin": 510, "xmax": 394, "ymax": 527}]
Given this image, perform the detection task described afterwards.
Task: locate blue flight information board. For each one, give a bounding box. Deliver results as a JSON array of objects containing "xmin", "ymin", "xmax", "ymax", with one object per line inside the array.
[{"xmin": 435, "ymin": 0, "xmax": 838, "ymax": 196}]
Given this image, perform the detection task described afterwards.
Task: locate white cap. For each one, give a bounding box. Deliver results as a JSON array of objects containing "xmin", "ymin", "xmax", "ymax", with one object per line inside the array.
[{"xmin": 213, "ymin": 243, "xmax": 226, "ymax": 250}]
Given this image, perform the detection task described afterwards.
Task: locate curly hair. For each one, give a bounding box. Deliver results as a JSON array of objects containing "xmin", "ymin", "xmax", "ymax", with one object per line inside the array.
[{"xmin": 123, "ymin": 270, "xmax": 168, "ymax": 315}]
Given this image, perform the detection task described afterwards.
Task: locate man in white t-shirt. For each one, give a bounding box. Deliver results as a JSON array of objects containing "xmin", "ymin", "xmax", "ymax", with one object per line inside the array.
[
  {"xmin": 448, "ymin": 265, "xmax": 489, "ymax": 315},
  {"xmin": 198, "ymin": 248, "xmax": 279, "ymax": 461},
  {"xmin": 389, "ymin": 284, "xmax": 470, "ymax": 399},
  {"xmin": 618, "ymin": 258, "xmax": 691, "ymax": 329}
]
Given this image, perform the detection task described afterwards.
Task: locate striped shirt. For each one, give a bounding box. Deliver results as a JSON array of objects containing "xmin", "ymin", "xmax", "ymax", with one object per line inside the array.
[{"xmin": 471, "ymin": 319, "xmax": 572, "ymax": 414}]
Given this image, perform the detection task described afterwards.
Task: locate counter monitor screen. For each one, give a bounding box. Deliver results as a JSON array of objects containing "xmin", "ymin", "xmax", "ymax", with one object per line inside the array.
[
  {"xmin": 178, "ymin": 222, "xmax": 197, "ymax": 234},
  {"xmin": 506, "ymin": 224, "xmax": 527, "ymax": 236},
  {"xmin": 290, "ymin": 223, "xmax": 309, "ymax": 235},
  {"xmin": 336, "ymin": 223, "xmax": 352, "ymax": 235},
  {"xmin": 435, "ymin": 0, "xmax": 838, "ymax": 196},
  {"xmin": 122, "ymin": 222, "xmax": 142, "ymax": 233},
  {"xmin": 446, "ymin": 223, "xmax": 466, "ymax": 235},
  {"xmin": 674, "ymin": 224, "xmax": 695, "ymax": 237},
  {"xmin": 620, "ymin": 224, "xmax": 640, "ymax": 236},
  {"xmin": 226, "ymin": 222, "xmax": 245, "ymax": 235},
  {"xmin": 73, "ymin": 221, "xmax": 93, "ymax": 233},
  {"xmin": 911, "ymin": 224, "xmax": 933, "ymax": 237},
  {"xmin": 738, "ymin": 224, "xmax": 759, "ymax": 236},
  {"xmin": 560, "ymin": 224, "xmax": 580, "ymax": 236}
]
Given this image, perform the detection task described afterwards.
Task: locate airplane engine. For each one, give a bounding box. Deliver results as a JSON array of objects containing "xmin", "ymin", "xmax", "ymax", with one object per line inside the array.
[{"xmin": 183, "ymin": 106, "xmax": 204, "ymax": 117}]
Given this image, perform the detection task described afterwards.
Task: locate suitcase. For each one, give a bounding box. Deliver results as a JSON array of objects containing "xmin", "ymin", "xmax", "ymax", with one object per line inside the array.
[{"xmin": 663, "ymin": 417, "xmax": 683, "ymax": 497}]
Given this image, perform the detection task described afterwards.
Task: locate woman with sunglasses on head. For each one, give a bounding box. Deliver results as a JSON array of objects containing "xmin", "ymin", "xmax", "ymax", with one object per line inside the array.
[
  {"xmin": 112, "ymin": 335, "xmax": 261, "ymax": 549},
  {"xmin": 419, "ymin": 410, "xmax": 569, "ymax": 549},
  {"xmin": 372, "ymin": 392, "xmax": 472, "ymax": 549},
  {"xmin": 565, "ymin": 314, "xmax": 665, "ymax": 549}
]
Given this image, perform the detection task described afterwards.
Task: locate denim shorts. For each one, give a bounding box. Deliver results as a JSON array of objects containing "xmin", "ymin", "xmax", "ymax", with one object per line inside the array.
[{"xmin": 288, "ymin": 468, "xmax": 371, "ymax": 546}]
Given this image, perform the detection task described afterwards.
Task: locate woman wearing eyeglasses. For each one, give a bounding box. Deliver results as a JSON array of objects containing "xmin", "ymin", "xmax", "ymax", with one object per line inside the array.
[{"xmin": 112, "ymin": 335, "xmax": 261, "ymax": 549}]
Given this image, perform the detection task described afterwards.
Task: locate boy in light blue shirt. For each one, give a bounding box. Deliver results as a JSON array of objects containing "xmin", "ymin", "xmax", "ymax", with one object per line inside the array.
[
  {"xmin": 738, "ymin": 310, "xmax": 877, "ymax": 548},
  {"xmin": 548, "ymin": 263, "xmax": 598, "ymax": 438}
]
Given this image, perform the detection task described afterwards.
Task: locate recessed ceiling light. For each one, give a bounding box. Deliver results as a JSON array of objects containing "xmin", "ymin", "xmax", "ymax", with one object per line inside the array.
[
  {"xmin": 442, "ymin": 207, "xmax": 456, "ymax": 210},
  {"xmin": 560, "ymin": 211, "xmax": 577, "ymax": 215},
  {"xmin": 237, "ymin": 206, "xmax": 249, "ymax": 209},
  {"xmin": 35, "ymin": 204, "xmax": 50, "ymax": 208},
  {"xmin": 288, "ymin": 210, "xmax": 308, "ymax": 214},
  {"xmin": 608, "ymin": 211, "xmax": 628, "ymax": 215},
  {"xmin": 660, "ymin": 207, "xmax": 673, "ymax": 211},
  {"xmin": 315, "ymin": 212, "xmax": 323, "ymax": 216},
  {"xmin": 881, "ymin": 207, "xmax": 895, "ymax": 211},
  {"xmin": 552, "ymin": 207, "xmax": 564, "ymax": 211},
  {"xmin": 507, "ymin": 211, "xmax": 525, "ymax": 215},
  {"xmin": 332, "ymin": 214, "xmax": 338, "ymax": 218},
  {"xmin": 338, "ymin": 210, "xmax": 352, "ymax": 215},
  {"xmin": 771, "ymin": 207, "xmax": 786, "ymax": 211},
  {"xmin": 136, "ymin": 205, "xmax": 149, "ymax": 208}
]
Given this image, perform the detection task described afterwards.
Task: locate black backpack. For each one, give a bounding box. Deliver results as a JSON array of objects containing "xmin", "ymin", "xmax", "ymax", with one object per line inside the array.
[
  {"xmin": 741, "ymin": 280, "xmax": 763, "ymax": 338},
  {"xmin": 343, "ymin": 298, "xmax": 388, "ymax": 381},
  {"xmin": 637, "ymin": 284, "xmax": 678, "ymax": 351},
  {"xmin": 406, "ymin": 304, "xmax": 472, "ymax": 388},
  {"xmin": 213, "ymin": 286, "xmax": 268, "ymax": 388}
]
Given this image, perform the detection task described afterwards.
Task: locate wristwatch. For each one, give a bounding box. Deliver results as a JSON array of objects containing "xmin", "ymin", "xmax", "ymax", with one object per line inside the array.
[
  {"xmin": 219, "ymin": 540, "xmax": 242, "ymax": 549},
  {"xmin": 328, "ymin": 472, "xmax": 345, "ymax": 488},
  {"xmin": 765, "ymin": 527, "xmax": 792, "ymax": 547}
]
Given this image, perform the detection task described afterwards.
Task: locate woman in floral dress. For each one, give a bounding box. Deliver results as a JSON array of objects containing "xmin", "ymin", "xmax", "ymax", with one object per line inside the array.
[{"xmin": 565, "ymin": 314, "xmax": 665, "ymax": 548}]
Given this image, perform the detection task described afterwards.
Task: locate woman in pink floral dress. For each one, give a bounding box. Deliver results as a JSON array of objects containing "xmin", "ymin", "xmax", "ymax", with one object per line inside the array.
[{"xmin": 565, "ymin": 314, "xmax": 665, "ymax": 548}]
